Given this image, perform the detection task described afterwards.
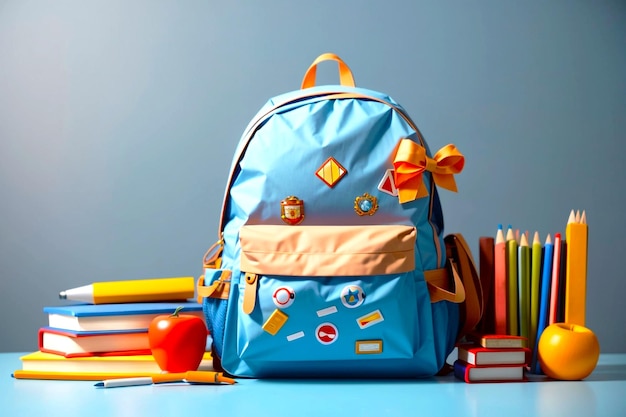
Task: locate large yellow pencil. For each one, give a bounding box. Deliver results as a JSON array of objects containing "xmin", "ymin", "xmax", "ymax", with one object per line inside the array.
[
  {"xmin": 59, "ymin": 277, "xmax": 195, "ymax": 304},
  {"xmin": 565, "ymin": 210, "xmax": 588, "ymax": 326}
]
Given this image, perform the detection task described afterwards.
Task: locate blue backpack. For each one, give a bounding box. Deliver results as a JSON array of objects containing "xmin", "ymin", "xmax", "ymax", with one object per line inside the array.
[{"xmin": 197, "ymin": 53, "xmax": 483, "ymax": 378}]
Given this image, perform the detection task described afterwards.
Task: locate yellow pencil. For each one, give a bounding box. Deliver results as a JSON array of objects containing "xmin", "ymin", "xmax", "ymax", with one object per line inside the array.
[
  {"xmin": 565, "ymin": 210, "xmax": 588, "ymax": 326},
  {"xmin": 59, "ymin": 277, "xmax": 195, "ymax": 304}
]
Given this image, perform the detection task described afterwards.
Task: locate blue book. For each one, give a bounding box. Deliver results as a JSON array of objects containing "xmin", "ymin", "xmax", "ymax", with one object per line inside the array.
[
  {"xmin": 44, "ymin": 301, "xmax": 204, "ymax": 332},
  {"xmin": 530, "ymin": 235, "xmax": 554, "ymax": 374}
]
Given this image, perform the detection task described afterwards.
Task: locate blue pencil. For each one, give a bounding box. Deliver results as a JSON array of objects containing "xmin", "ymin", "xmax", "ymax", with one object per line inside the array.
[{"xmin": 531, "ymin": 234, "xmax": 554, "ymax": 374}]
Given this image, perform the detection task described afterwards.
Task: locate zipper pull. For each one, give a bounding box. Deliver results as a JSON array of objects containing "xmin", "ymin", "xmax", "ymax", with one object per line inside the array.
[{"xmin": 242, "ymin": 273, "xmax": 258, "ymax": 314}]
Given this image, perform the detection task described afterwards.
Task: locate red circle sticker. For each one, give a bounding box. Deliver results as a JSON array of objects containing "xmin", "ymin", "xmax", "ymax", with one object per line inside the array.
[{"xmin": 315, "ymin": 323, "xmax": 338, "ymax": 345}]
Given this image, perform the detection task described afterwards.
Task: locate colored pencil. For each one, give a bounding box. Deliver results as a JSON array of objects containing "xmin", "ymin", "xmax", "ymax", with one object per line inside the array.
[
  {"xmin": 494, "ymin": 225, "xmax": 507, "ymax": 334},
  {"xmin": 507, "ymin": 234, "xmax": 519, "ymax": 336},
  {"xmin": 517, "ymin": 233, "xmax": 531, "ymax": 342},
  {"xmin": 505, "ymin": 225, "xmax": 515, "ymax": 242},
  {"xmin": 556, "ymin": 237, "xmax": 567, "ymax": 322},
  {"xmin": 531, "ymin": 234, "xmax": 553, "ymax": 374},
  {"xmin": 549, "ymin": 233, "xmax": 562, "ymax": 325},
  {"xmin": 529, "ymin": 231, "xmax": 542, "ymax": 352}
]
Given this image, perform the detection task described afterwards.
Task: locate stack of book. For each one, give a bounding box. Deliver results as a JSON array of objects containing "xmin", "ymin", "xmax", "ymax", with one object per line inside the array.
[
  {"xmin": 454, "ymin": 334, "xmax": 529, "ymax": 383},
  {"xmin": 14, "ymin": 277, "xmax": 212, "ymax": 381}
]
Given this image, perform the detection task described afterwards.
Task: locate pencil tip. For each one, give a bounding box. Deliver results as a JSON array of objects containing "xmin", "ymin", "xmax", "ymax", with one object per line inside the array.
[
  {"xmin": 496, "ymin": 226, "xmax": 505, "ymax": 242},
  {"xmin": 520, "ymin": 233, "xmax": 529, "ymax": 246},
  {"xmin": 568, "ymin": 210, "xmax": 576, "ymax": 224}
]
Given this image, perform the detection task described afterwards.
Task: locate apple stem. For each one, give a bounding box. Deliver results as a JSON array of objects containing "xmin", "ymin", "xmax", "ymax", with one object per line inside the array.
[{"xmin": 171, "ymin": 306, "xmax": 184, "ymax": 317}]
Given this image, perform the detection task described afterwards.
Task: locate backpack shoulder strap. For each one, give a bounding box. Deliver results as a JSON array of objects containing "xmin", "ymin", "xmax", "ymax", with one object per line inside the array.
[
  {"xmin": 444, "ymin": 233, "xmax": 484, "ymax": 339},
  {"xmin": 423, "ymin": 233, "xmax": 484, "ymax": 339}
]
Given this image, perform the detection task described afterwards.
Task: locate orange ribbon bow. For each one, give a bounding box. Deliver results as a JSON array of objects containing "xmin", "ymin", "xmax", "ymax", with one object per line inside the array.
[{"xmin": 392, "ymin": 138, "xmax": 465, "ymax": 204}]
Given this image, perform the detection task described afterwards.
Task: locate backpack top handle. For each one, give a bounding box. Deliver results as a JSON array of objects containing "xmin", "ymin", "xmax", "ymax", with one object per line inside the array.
[{"xmin": 301, "ymin": 53, "xmax": 356, "ymax": 89}]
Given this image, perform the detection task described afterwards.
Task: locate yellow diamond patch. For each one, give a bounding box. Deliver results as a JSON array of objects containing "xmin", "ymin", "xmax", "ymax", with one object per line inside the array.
[{"xmin": 315, "ymin": 157, "xmax": 347, "ymax": 188}]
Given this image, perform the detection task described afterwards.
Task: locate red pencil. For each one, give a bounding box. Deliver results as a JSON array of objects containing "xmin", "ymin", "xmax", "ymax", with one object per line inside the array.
[
  {"xmin": 494, "ymin": 225, "xmax": 507, "ymax": 334},
  {"xmin": 549, "ymin": 233, "xmax": 562, "ymax": 324}
]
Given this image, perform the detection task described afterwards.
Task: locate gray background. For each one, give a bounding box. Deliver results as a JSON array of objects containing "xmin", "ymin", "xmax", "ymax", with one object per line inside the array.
[{"xmin": 1, "ymin": 0, "xmax": 625, "ymax": 353}]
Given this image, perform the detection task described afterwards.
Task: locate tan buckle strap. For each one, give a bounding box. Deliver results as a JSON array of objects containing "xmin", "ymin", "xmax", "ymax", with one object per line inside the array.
[
  {"xmin": 242, "ymin": 273, "xmax": 258, "ymax": 315},
  {"xmin": 196, "ymin": 270, "xmax": 231, "ymax": 304},
  {"xmin": 424, "ymin": 265, "xmax": 465, "ymax": 304}
]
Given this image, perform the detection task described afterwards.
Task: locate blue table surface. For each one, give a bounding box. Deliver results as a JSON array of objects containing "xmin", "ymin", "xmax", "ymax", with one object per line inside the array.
[{"xmin": 3, "ymin": 352, "xmax": 626, "ymax": 417}]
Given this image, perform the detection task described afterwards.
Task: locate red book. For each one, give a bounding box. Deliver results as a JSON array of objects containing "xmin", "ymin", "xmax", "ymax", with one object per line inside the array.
[
  {"xmin": 457, "ymin": 344, "xmax": 530, "ymax": 366},
  {"xmin": 466, "ymin": 333, "xmax": 527, "ymax": 349},
  {"xmin": 454, "ymin": 360, "xmax": 526, "ymax": 383},
  {"xmin": 38, "ymin": 327, "xmax": 151, "ymax": 358}
]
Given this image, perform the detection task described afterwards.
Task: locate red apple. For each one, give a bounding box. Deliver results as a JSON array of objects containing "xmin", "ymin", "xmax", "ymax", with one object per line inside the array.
[{"xmin": 148, "ymin": 306, "xmax": 207, "ymax": 373}]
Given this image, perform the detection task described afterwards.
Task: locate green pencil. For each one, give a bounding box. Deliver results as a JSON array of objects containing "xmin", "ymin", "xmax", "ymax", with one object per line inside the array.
[
  {"xmin": 530, "ymin": 231, "xmax": 542, "ymax": 351},
  {"xmin": 507, "ymin": 236, "xmax": 519, "ymax": 336},
  {"xmin": 518, "ymin": 233, "xmax": 531, "ymax": 342}
]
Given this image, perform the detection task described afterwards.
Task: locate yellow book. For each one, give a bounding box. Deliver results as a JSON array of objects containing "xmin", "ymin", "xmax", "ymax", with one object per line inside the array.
[
  {"xmin": 14, "ymin": 351, "xmax": 212, "ymax": 379},
  {"xmin": 12, "ymin": 370, "xmax": 164, "ymax": 381},
  {"xmin": 565, "ymin": 210, "xmax": 588, "ymax": 326}
]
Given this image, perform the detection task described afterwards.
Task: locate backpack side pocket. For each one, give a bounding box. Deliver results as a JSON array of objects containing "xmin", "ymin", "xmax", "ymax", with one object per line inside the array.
[
  {"xmin": 198, "ymin": 268, "xmax": 230, "ymax": 368},
  {"xmin": 197, "ymin": 241, "xmax": 231, "ymax": 370}
]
